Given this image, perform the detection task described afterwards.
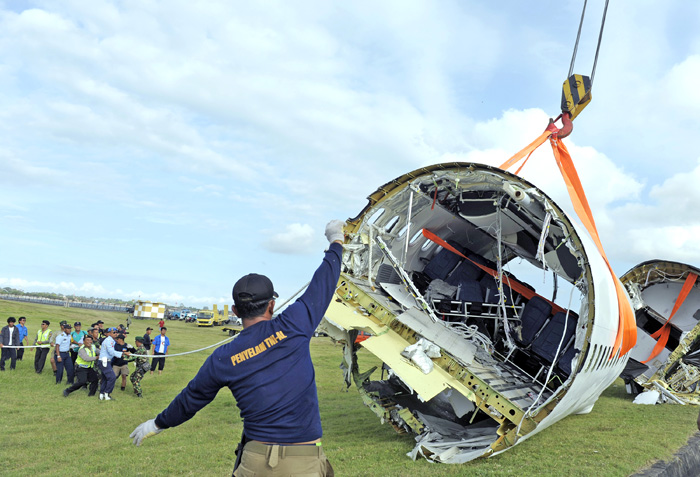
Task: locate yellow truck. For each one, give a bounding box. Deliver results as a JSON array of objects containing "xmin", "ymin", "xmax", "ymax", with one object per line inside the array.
[{"xmin": 196, "ymin": 304, "xmax": 229, "ymax": 327}]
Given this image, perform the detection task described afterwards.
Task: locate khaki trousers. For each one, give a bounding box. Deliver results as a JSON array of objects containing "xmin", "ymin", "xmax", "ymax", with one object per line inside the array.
[{"xmin": 233, "ymin": 441, "xmax": 334, "ymax": 477}]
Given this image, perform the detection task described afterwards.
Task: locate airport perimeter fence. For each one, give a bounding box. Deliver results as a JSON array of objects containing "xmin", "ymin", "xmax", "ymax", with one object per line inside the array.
[{"xmin": 0, "ymin": 294, "xmax": 130, "ymax": 313}]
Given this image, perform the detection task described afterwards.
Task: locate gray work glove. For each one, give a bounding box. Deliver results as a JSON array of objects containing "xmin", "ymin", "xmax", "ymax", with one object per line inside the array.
[
  {"xmin": 130, "ymin": 418, "xmax": 163, "ymax": 446},
  {"xmin": 325, "ymin": 220, "xmax": 346, "ymax": 243}
]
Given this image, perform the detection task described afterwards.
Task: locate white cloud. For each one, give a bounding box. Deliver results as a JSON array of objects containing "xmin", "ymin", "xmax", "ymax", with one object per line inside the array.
[{"xmin": 262, "ymin": 223, "xmax": 316, "ymax": 254}]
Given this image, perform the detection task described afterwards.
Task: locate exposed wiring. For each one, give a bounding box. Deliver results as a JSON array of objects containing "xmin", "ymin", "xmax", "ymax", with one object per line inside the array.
[{"xmin": 515, "ymin": 277, "xmax": 580, "ymax": 438}]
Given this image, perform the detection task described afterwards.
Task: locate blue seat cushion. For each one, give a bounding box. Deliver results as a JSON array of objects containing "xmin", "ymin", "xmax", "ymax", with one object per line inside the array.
[
  {"xmin": 479, "ymin": 275, "xmax": 514, "ymax": 305},
  {"xmin": 531, "ymin": 311, "xmax": 577, "ymax": 364},
  {"xmin": 557, "ymin": 346, "xmax": 579, "ymax": 376},
  {"xmin": 423, "ymin": 240, "xmax": 466, "ymax": 280},
  {"xmin": 446, "ymin": 256, "xmax": 483, "ymax": 286},
  {"xmin": 455, "ymin": 279, "xmax": 484, "ymax": 302},
  {"xmin": 518, "ymin": 296, "xmax": 553, "ymax": 346}
]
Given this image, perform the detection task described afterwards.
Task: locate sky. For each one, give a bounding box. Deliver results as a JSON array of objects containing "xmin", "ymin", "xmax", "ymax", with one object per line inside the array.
[{"xmin": 1, "ymin": 0, "xmax": 699, "ymax": 308}]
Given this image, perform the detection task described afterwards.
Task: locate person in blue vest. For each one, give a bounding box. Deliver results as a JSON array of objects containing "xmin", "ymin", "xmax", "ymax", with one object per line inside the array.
[
  {"xmin": 70, "ymin": 322, "xmax": 87, "ymax": 364},
  {"xmin": 150, "ymin": 328, "xmax": 170, "ymax": 376},
  {"xmin": 16, "ymin": 317, "xmax": 28, "ymax": 361},
  {"xmin": 130, "ymin": 220, "xmax": 344, "ymax": 477}
]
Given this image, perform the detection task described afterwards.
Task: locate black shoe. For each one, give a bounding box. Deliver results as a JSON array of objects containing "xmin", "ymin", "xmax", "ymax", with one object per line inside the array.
[
  {"xmin": 63, "ymin": 389, "xmax": 69, "ymax": 398},
  {"xmin": 137, "ymin": 393, "xmax": 143, "ymax": 398},
  {"xmin": 121, "ymin": 386, "xmax": 125, "ymax": 391}
]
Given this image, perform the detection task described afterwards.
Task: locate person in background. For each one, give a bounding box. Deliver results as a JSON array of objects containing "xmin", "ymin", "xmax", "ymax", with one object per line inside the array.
[
  {"xmin": 16, "ymin": 316, "xmax": 28, "ymax": 361},
  {"xmin": 129, "ymin": 336, "xmax": 149, "ymax": 398},
  {"xmin": 157, "ymin": 318, "xmax": 165, "ymax": 330},
  {"xmin": 130, "ymin": 219, "xmax": 344, "ymax": 477},
  {"xmin": 112, "ymin": 334, "xmax": 132, "ymax": 391},
  {"xmin": 94, "ymin": 320, "xmax": 105, "ymax": 340},
  {"xmin": 50, "ymin": 321, "xmax": 68, "ymax": 376},
  {"xmin": 126, "ymin": 314, "xmax": 132, "ymax": 330},
  {"xmin": 142, "ymin": 327, "xmax": 153, "ymax": 353},
  {"xmin": 88, "ymin": 328, "xmax": 101, "ymax": 351},
  {"xmin": 97, "ymin": 327, "xmax": 130, "ymax": 401},
  {"xmin": 0, "ymin": 317, "xmax": 21, "ymax": 371},
  {"xmin": 55, "ymin": 323, "xmax": 74, "ymax": 385},
  {"xmin": 34, "ymin": 320, "xmax": 53, "ymax": 374},
  {"xmin": 88, "ymin": 327, "xmax": 102, "ymax": 388},
  {"xmin": 70, "ymin": 322, "xmax": 87, "ymax": 364},
  {"xmin": 63, "ymin": 334, "xmax": 99, "ymax": 398},
  {"xmin": 150, "ymin": 327, "xmax": 170, "ymax": 376}
]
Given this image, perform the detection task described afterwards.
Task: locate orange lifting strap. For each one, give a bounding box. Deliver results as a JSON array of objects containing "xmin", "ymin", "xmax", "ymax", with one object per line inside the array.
[
  {"xmin": 498, "ymin": 128, "xmax": 637, "ymax": 358},
  {"xmin": 641, "ymin": 272, "xmax": 698, "ymax": 364}
]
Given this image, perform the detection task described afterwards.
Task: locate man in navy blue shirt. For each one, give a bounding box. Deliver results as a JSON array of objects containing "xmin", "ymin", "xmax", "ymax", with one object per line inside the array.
[{"xmin": 131, "ymin": 220, "xmax": 345, "ymax": 476}]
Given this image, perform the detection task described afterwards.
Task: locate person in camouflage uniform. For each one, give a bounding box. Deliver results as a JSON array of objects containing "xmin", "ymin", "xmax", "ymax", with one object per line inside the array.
[{"xmin": 128, "ymin": 336, "xmax": 150, "ymax": 398}]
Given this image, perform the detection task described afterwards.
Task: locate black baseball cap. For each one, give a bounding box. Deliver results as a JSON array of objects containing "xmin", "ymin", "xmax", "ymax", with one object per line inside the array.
[
  {"xmin": 146, "ymin": 327, "xmax": 153, "ymax": 331},
  {"xmin": 74, "ymin": 322, "xmax": 81, "ymax": 326},
  {"xmin": 64, "ymin": 323, "xmax": 72, "ymax": 329},
  {"xmin": 96, "ymin": 320, "xmax": 104, "ymax": 324},
  {"xmin": 116, "ymin": 334, "xmax": 126, "ymax": 340},
  {"xmin": 232, "ymin": 273, "xmax": 278, "ymax": 306}
]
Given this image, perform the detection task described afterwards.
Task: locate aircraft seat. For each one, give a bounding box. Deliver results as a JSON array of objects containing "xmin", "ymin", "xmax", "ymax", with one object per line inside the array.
[
  {"xmin": 557, "ymin": 346, "xmax": 579, "ymax": 377},
  {"xmin": 517, "ymin": 296, "xmax": 553, "ymax": 346},
  {"xmin": 480, "ymin": 275, "xmax": 514, "ymax": 305},
  {"xmin": 455, "ymin": 279, "xmax": 484, "ymax": 303},
  {"xmin": 446, "ymin": 256, "xmax": 484, "ymax": 286},
  {"xmin": 531, "ymin": 311, "xmax": 578, "ymax": 364},
  {"xmin": 423, "ymin": 240, "xmax": 466, "ymax": 280}
]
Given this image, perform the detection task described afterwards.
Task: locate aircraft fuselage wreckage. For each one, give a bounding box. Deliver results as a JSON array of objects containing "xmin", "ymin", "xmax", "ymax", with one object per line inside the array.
[
  {"xmin": 620, "ymin": 260, "xmax": 700, "ymax": 404},
  {"xmin": 319, "ymin": 162, "xmax": 634, "ymax": 463}
]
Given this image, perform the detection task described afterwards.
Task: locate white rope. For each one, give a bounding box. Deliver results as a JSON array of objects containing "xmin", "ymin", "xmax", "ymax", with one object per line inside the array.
[
  {"xmin": 275, "ymin": 281, "xmax": 310, "ymax": 312},
  {"xmin": 129, "ymin": 334, "xmax": 238, "ymax": 358},
  {"xmin": 440, "ymin": 321, "xmax": 492, "ymax": 352},
  {"xmin": 2, "ymin": 345, "xmax": 46, "ymax": 349},
  {"xmin": 496, "ymin": 204, "xmax": 515, "ymax": 350}
]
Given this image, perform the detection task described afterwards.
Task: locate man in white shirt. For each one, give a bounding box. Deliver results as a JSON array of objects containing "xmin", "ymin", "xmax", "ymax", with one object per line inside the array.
[{"xmin": 0, "ymin": 317, "xmax": 21, "ymax": 371}]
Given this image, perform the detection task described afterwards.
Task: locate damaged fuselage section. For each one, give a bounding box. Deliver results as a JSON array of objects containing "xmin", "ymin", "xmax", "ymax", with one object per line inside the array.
[
  {"xmin": 621, "ymin": 260, "xmax": 700, "ymax": 404},
  {"xmin": 320, "ymin": 162, "xmax": 631, "ymax": 463}
]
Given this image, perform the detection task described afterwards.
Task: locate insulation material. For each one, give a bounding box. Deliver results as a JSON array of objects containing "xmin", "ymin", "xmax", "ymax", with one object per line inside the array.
[
  {"xmin": 401, "ymin": 338, "xmax": 441, "ymax": 374},
  {"xmin": 633, "ymin": 390, "xmax": 660, "ymax": 405}
]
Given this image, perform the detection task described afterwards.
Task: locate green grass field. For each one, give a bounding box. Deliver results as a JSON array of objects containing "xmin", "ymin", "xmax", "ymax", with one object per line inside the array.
[{"xmin": 0, "ymin": 299, "xmax": 697, "ymax": 476}]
